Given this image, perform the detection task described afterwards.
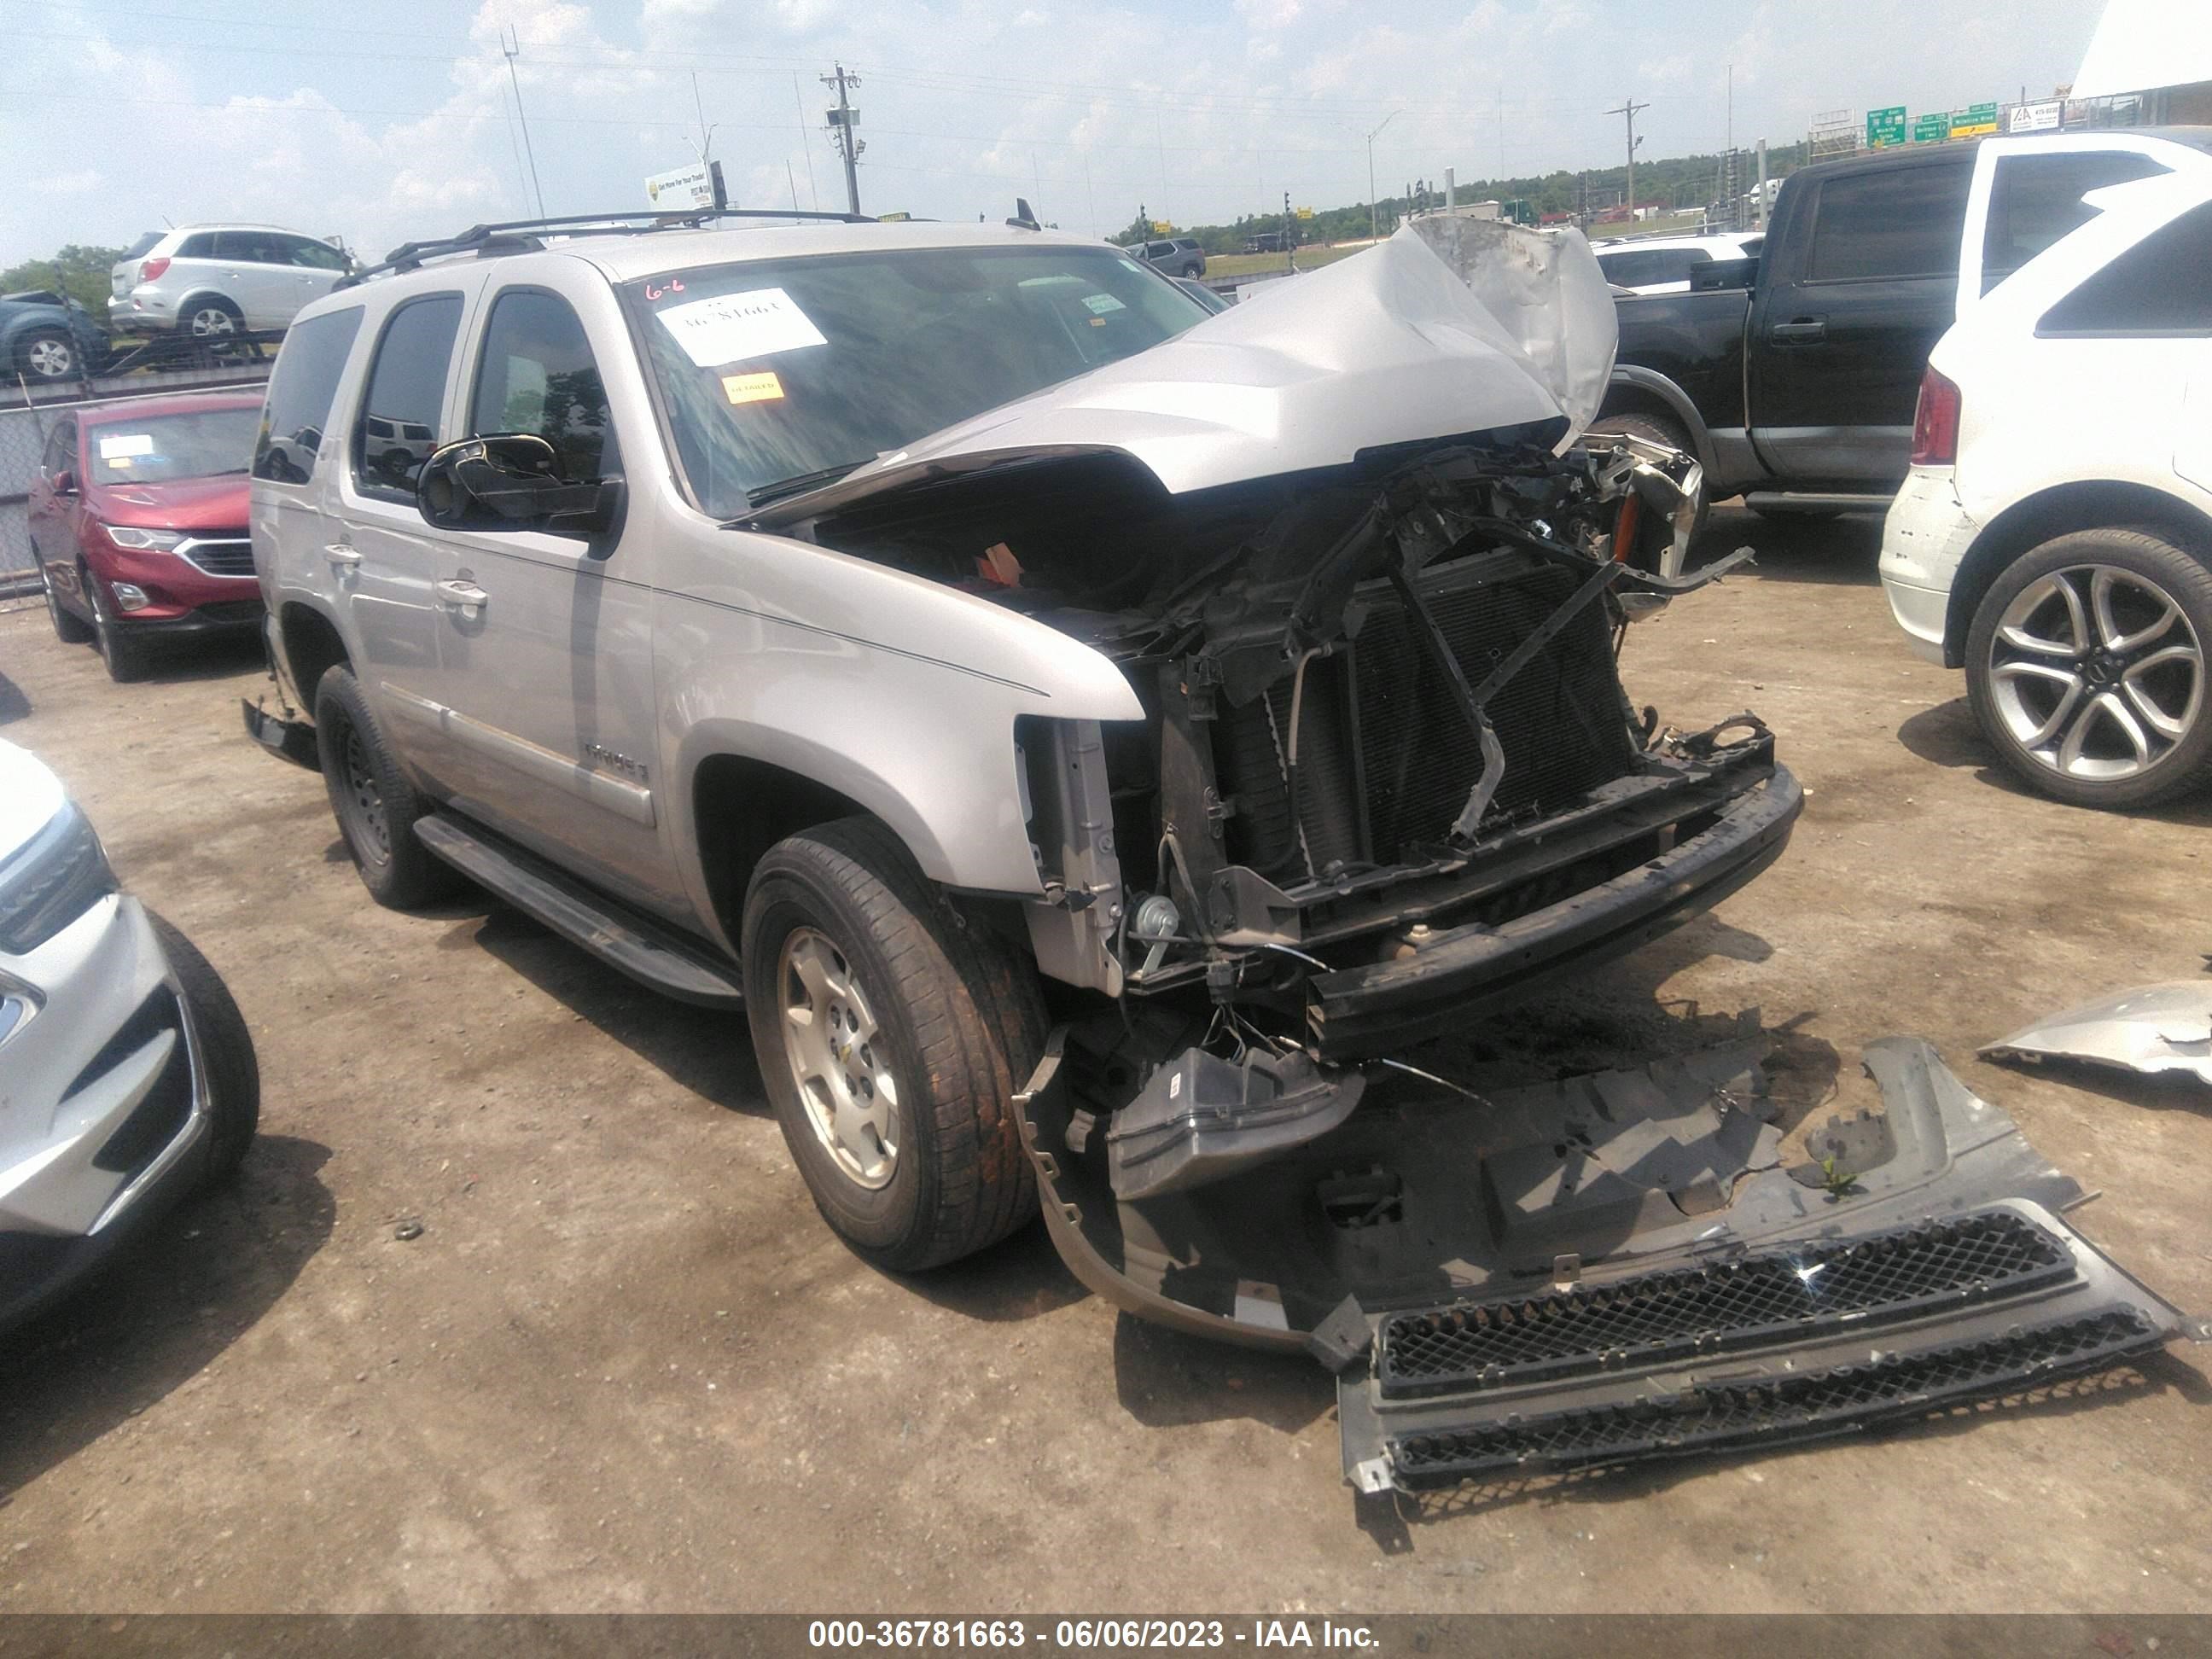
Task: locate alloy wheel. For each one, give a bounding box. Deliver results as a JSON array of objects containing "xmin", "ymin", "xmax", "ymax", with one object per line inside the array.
[
  {"xmin": 1987, "ymin": 562, "xmax": 2205, "ymax": 783},
  {"xmin": 25, "ymin": 336, "xmax": 73, "ymax": 378},
  {"xmin": 777, "ymin": 926, "xmax": 900, "ymax": 1190},
  {"xmin": 189, "ymin": 306, "xmax": 238, "ymax": 338}
]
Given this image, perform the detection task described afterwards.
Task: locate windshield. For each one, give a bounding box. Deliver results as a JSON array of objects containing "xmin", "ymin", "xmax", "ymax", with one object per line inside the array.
[
  {"xmin": 624, "ymin": 242, "xmax": 1210, "ymax": 518},
  {"xmin": 86, "ymin": 408, "xmax": 260, "ymax": 485}
]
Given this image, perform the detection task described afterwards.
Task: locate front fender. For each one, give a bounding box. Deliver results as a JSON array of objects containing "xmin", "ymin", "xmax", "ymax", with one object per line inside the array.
[{"xmin": 655, "ymin": 528, "xmax": 1146, "ymax": 919}]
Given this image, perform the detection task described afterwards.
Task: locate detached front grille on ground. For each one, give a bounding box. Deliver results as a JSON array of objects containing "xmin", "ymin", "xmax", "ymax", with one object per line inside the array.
[{"xmin": 1377, "ymin": 1210, "xmax": 2076, "ymax": 1399}]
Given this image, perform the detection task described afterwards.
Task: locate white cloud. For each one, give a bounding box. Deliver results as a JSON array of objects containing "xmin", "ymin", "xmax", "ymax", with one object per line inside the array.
[{"xmin": 0, "ymin": 0, "xmax": 2110, "ymax": 263}]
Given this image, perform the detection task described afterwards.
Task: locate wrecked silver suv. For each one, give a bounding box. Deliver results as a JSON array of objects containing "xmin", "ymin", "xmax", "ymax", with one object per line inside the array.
[{"xmin": 244, "ymin": 209, "xmax": 2188, "ymax": 1495}]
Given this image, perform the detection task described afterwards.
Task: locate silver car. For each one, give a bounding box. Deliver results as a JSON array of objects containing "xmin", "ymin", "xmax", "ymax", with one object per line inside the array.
[
  {"xmin": 235, "ymin": 210, "xmax": 2196, "ymax": 1496},
  {"xmin": 109, "ymin": 224, "xmax": 355, "ymax": 339},
  {"xmin": 0, "ymin": 740, "xmax": 259, "ymax": 1335}
]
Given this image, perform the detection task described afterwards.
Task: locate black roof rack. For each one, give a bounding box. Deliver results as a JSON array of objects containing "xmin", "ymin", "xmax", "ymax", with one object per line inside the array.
[{"xmin": 335, "ymin": 207, "xmax": 881, "ymax": 289}]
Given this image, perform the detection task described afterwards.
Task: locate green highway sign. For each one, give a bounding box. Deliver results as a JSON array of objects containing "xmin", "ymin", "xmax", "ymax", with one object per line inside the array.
[
  {"xmin": 1950, "ymin": 102, "xmax": 2000, "ymax": 138},
  {"xmin": 1912, "ymin": 112, "xmax": 1951, "ymax": 143},
  {"xmin": 1866, "ymin": 106, "xmax": 1907, "ymax": 148}
]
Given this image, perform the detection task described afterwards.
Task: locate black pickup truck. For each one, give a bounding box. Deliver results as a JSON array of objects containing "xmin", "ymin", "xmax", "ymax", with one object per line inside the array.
[{"xmin": 1596, "ymin": 130, "xmax": 2208, "ymax": 515}]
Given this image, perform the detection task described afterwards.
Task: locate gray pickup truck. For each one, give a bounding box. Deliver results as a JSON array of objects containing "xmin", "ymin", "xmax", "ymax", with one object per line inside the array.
[{"xmin": 240, "ymin": 208, "xmax": 2186, "ymax": 1496}]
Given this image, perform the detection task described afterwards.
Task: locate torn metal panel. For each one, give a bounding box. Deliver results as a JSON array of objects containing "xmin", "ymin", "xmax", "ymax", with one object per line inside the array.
[{"xmin": 1982, "ymin": 982, "xmax": 2212, "ymax": 1086}]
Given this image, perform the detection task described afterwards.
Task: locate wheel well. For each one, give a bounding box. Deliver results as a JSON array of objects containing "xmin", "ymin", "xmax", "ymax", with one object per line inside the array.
[
  {"xmin": 1598, "ymin": 383, "xmax": 1687, "ymax": 434},
  {"xmin": 279, "ymin": 602, "xmax": 350, "ymax": 711},
  {"xmin": 177, "ymin": 291, "xmax": 241, "ymax": 319},
  {"xmin": 1943, "ymin": 481, "xmax": 2212, "ymax": 667},
  {"xmin": 693, "ymin": 754, "xmax": 878, "ymax": 942}
]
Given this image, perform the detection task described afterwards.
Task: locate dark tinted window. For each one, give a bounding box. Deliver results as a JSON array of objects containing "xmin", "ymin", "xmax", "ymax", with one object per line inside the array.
[
  {"xmin": 1598, "ymin": 247, "xmax": 1711, "ymax": 287},
  {"xmin": 286, "ymin": 237, "xmax": 351, "ymax": 272},
  {"xmin": 2038, "ymin": 200, "xmax": 2212, "ymax": 335},
  {"xmin": 122, "ymin": 231, "xmax": 163, "ymax": 261},
  {"xmin": 469, "ymin": 290, "xmax": 615, "ymax": 485},
  {"xmin": 253, "ymin": 306, "xmax": 364, "ymax": 484},
  {"xmin": 177, "ymin": 232, "xmax": 219, "ymax": 259},
  {"xmin": 1982, "ymin": 150, "xmax": 2170, "ymax": 290},
  {"xmin": 1807, "ymin": 162, "xmax": 1973, "ymax": 280},
  {"xmin": 353, "ymin": 294, "xmax": 463, "ymax": 497}
]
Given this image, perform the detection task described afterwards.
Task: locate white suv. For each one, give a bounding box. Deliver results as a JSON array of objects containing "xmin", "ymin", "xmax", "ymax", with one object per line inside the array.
[
  {"xmin": 1881, "ymin": 137, "xmax": 2212, "ymax": 809},
  {"xmin": 109, "ymin": 224, "xmax": 355, "ymax": 339}
]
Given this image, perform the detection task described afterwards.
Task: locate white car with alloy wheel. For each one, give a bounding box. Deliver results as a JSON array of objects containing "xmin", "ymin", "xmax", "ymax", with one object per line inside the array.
[
  {"xmin": 1880, "ymin": 148, "xmax": 2212, "ymax": 809},
  {"xmin": 108, "ymin": 224, "xmax": 355, "ymax": 340}
]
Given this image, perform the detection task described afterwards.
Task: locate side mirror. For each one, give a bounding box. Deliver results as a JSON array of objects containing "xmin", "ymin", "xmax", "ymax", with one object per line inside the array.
[
  {"xmin": 416, "ymin": 434, "xmax": 624, "ymax": 543},
  {"xmin": 52, "ymin": 469, "xmax": 77, "ymax": 496}
]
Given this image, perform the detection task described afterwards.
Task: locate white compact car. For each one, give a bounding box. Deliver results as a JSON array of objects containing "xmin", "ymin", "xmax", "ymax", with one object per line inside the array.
[
  {"xmin": 109, "ymin": 224, "xmax": 355, "ymax": 339},
  {"xmin": 1880, "ymin": 137, "xmax": 2212, "ymax": 809},
  {"xmin": 0, "ymin": 739, "xmax": 258, "ymax": 1334},
  {"xmin": 1592, "ymin": 233, "xmax": 1763, "ymax": 295}
]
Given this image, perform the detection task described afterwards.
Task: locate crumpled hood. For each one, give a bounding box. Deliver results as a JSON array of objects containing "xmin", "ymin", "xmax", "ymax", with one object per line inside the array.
[{"xmin": 754, "ymin": 224, "xmax": 1618, "ymax": 524}]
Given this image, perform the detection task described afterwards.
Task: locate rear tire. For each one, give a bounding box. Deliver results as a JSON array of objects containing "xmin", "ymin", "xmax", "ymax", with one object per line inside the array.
[
  {"xmin": 742, "ymin": 817, "xmax": 1045, "ymax": 1272},
  {"xmin": 16, "ymin": 328, "xmax": 79, "ymax": 382},
  {"xmin": 1586, "ymin": 410, "xmax": 1708, "ymax": 537},
  {"xmin": 313, "ymin": 665, "xmax": 463, "ymax": 907},
  {"xmin": 1965, "ymin": 526, "xmax": 2212, "ymax": 810},
  {"xmin": 182, "ymin": 297, "xmax": 243, "ymax": 340},
  {"xmin": 147, "ymin": 911, "xmax": 260, "ymax": 1185}
]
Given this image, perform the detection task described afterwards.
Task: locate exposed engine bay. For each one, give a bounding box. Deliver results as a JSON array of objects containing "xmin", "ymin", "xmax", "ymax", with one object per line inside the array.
[{"xmin": 754, "ymin": 224, "xmax": 2192, "ymax": 1497}]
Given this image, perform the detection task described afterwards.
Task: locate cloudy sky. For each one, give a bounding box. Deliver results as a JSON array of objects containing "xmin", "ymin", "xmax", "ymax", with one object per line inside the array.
[{"xmin": 5, "ymin": 0, "xmax": 2105, "ymax": 266}]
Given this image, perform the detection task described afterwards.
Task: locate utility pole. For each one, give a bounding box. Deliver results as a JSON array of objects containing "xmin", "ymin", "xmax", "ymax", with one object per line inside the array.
[
  {"xmin": 1365, "ymin": 109, "xmax": 1400, "ymax": 242},
  {"xmin": 502, "ymin": 26, "xmax": 545, "ymax": 218},
  {"xmin": 1606, "ymin": 96, "xmax": 1648, "ymax": 220},
  {"xmin": 1284, "ymin": 190, "xmax": 1294, "ymax": 273},
  {"xmin": 822, "ymin": 63, "xmax": 863, "ymax": 216},
  {"xmin": 690, "ymin": 71, "xmax": 716, "ymax": 166}
]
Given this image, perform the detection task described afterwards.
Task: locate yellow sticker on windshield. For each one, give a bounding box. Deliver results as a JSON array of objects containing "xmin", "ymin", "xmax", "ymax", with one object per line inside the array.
[{"xmin": 722, "ymin": 371, "xmax": 786, "ymax": 405}]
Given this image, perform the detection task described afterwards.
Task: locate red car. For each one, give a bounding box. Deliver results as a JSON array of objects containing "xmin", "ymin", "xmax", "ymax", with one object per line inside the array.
[{"xmin": 28, "ymin": 391, "xmax": 265, "ymax": 681}]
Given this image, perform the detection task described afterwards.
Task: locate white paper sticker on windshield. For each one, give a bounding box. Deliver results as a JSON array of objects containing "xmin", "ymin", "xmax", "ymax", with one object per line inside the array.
[
  {"xmin": 1081, "ymin": 294, "xmax": 1126, "ymax": 316},
  {"xmin": 655, "ymin": 288, "xmax": 828, "ymax": 368},
  {"xmin": 98, "ymin": 433, "xmax": 155, "ymax": 459}
]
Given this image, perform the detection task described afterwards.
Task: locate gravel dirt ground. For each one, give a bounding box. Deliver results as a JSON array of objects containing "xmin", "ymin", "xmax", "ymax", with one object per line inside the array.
[{"xmin": 0, "ymin": 505, "xmax": 2206, "ymax": 1615}]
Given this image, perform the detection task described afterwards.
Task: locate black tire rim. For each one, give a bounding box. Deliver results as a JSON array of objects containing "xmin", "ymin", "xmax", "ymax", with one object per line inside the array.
[
  {"xmin": 1987, "ymin": 562, "xmax": 2206, "ymax": 783},
  {"xmin": 341, "ymin": 725, "xmax": 393, "ymax": 862}
]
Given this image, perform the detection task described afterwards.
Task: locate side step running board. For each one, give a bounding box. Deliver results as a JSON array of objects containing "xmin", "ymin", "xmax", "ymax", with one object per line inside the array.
[{"xmin": 414, "ymin": 813, "xmax": 744, "ymax": 1010}]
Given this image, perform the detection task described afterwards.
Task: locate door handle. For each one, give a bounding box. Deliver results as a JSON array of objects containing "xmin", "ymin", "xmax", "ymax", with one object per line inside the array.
[
  {"xmin": 1770, "ymin": 317, "xmax": 1828, "ymax": 344},
  {"xmin": 324, "ymin": 544, "xmax": 362, "ymax": 568},
  {"xmin": 435, "ymin": 578, "xmax": 490, "ymax": 613}
]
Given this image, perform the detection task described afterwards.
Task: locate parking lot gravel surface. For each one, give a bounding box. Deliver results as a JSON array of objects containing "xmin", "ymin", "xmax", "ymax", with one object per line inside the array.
[{"xmin": 0, "ymin": 505, "xmax": 2206, "ymax": 1613}]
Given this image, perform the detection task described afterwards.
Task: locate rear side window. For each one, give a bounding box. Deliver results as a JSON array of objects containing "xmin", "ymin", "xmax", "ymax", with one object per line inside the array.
[
  {"xmin": 177, "ymin": 232, "xmax": 219, "ymax": 259},
  {"xmin": 218, "ymin": 230, "xmax": 292, "ymax": 265},
  {"xmin": 1982, "ymin": 150, "xmax": 2171, "ymax": 291},
  {"xmin": 1807, "ymin": 163, "xmax": 1972, "ymax": 281},
  {"xmin": 122, "ymin": 231, "xmax": 164, "ymax": 261},
  {"xmin": 253, "ymin": 306, "xmax": 364, "ymax": 484},
  {"xmin": 1599, "ymin": 247, "xmax": 1710, "ymax": 287},
  {"xmin": 353, "ymin": 294, "xmax": 464, "ymax": 498},
  {"xmin": 2037, "ymin": 200, "xmax": 2212, "ymax": 336},
  {"xmin": 287, "ymin": 237, "xmax": 351, "ymax": 272},
  {"xmin": 469, "ymin": 290, "xmax": 616, "ymax": 485}
]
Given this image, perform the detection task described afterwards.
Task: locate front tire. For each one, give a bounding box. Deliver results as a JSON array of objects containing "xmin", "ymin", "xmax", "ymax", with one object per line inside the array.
[
  {"xmin": 742, "ymin": 817, "xmax": 1045, "ymax": 1272},
  {"xmin": 43, "ymin": 562, "xmax": 94, "ymax": 643},
  {"xmin": 313, "ymin": 665, "xmax": 463, "ymax": 907},
  {"xmin": 147, "ymin": 911, "xmax": 260, "ymax": 1185},
  {"xmin": 83, "ymin": 565, "xmax": 148, "ymax": 682},
  {"xmin": 1965, "ymin": 526, "xmax": 2212, "ymax": 809}
]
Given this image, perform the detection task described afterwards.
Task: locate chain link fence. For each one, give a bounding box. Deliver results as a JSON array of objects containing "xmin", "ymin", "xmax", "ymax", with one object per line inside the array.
[{"xmin": 0, "ymin": 365, "xmax": 271, "ymax": 597}]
